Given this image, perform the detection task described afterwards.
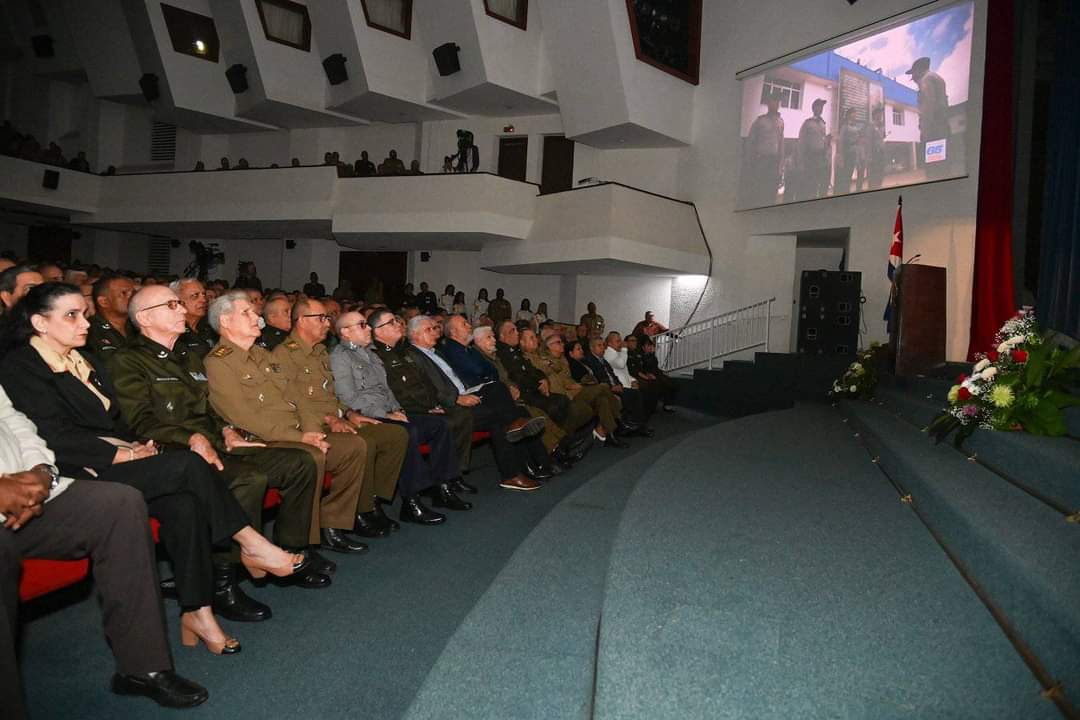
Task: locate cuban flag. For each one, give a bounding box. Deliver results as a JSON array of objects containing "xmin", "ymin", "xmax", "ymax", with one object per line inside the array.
[{"xmin": 884, "ymin": 197, "xmax": 903, "ymax": 322}]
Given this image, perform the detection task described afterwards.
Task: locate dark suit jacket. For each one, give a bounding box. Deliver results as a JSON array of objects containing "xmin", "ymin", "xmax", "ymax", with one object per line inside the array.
[
  {"xmin": 407, "ymin": 345, "xmax": 460, "ymax": 409},
  {"xmin": 586, "ymin": 353, "xmax": 623, "ymax": 388},
  {"xmin": 0, "ymin": 345, "xmax": 136, "ymax": 477},
  {"xmin": 438, "ymin": 339, "xmax": 498, "ymax": 387}
]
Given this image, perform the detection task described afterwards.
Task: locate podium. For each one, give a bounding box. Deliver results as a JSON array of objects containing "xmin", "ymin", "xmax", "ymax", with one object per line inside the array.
[{"xmin": 889, "ymin": 264, "xmax": 946, "ymax": 376}]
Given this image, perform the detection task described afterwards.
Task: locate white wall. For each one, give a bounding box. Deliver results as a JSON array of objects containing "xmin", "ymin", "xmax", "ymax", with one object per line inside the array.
[{"xmin": 569, "ymin": 274, "xmax": 673, "ymax": 337}]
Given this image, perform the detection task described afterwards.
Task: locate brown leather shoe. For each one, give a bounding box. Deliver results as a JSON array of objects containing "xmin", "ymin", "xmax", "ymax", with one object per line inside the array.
[
  {"xmin": 498, "ymin": 474, "xmax": 542, "ymax": 492},
  {"xmin": 505, "ymin": 416, "xmax": 545, "ymax": 443}
]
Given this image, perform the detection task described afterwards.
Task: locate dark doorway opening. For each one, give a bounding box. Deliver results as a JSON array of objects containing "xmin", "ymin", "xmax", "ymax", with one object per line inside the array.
[
  {"xmin": 540, "ymin": 135, "xmax": 575, "ymax": 194},
  {"xmin": 27, "ymin": 225, "xmax": 73, "ymax": 263},
  {"xmin": 496, "ymin": 136, "xmax": 528, "ymax": 182},
  {"xmin": 338, "ymin": 251, "xmax": 408, "ymax": 308}
]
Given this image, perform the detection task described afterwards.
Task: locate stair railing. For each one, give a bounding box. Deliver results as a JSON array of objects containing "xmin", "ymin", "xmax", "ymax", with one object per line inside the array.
[{"xmin": 652, "ymin": 298, "xmax": 775, "ymax": 372}]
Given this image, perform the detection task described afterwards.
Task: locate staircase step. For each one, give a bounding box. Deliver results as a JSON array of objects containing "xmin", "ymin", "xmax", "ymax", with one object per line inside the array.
[{"xmin": 839, "ymin": 399, "xmax": 1080, "ymax": 704}]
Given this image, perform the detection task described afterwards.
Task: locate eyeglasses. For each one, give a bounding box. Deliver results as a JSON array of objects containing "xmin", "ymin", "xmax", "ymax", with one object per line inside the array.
[
  {"xmin": 302, "ymin": 313, "xmax": 332, "ymax": 323},
  {"xmin": 373, "ymin": 319, "xmax": 395, "ymax": 329},
  {"xmin": 140, "ymin": 299, "xmax": 183, "ymax": 312},
  {"xmin": 340, "ymin": 321, "xmax": 368, "ymax": 331}
]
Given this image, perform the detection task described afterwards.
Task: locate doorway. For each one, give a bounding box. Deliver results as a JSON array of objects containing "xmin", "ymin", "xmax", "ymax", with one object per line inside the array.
[
  {"xmin": 497, "ymin": 136, "xmax": 528, "ymax": 182},
  {"xmin": 338, "ymin": 251, "xmax": 408, "ymax": 308},
  {"xmin": 540, "ymin": 135, "xmax": 574, "ymax": 194}
]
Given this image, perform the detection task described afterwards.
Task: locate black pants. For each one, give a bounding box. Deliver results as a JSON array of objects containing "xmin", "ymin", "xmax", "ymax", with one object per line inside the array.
[
  {"xmin": 2, "ymin": 481, "xmax": 173, "ymax": 719},
  {"xmin": 472, "ymin": 383, "xmax": 544, "ymax": 480},
  {"xmin": 522, "ymin": 390, "xmax": 571, "ymax": 426},
  {"xmin": 98, "ymin": 451, "xmax": 249, "ymax": 608},
  {"xmin": 617, "ymin": 387, "xmax": 650, "ymax": 424},
  {"xmin": 383, "ymin": 414, "xmax": 459, "ymax": 496}
]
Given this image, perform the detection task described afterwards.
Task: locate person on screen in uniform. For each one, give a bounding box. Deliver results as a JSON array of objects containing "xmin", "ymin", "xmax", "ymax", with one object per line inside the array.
[
  {"xmin": 747, "ymin": 91, "xmax": 785, "ymax": 207},
  {"xmin": 795, "ymin": 98, "xmax": 830, "ymax": 200},
  {"xmin": 906, "ymin": 56, "xmax": 949, "ymax": 178},
  {"xmin": 867, "ymin": 107, "xmax": 887, "ymax": 190},
  {"xmin": 834, "ymin": 108, "xmax": 865, "ymax": 195}
]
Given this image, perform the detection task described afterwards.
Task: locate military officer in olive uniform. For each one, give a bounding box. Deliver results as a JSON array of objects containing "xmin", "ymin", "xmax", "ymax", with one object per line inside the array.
[
  {"xmin": 495, "ymin": 320, "xmax": 571, "ymax": 425},
  {"xmin": 578, "ymin": 302, "xmax": 605, "ymax": 338},
  {"xmin": 111, "ymin": 286, "xmax": 329, "ymax": 621},
  {"xmin": 204, "ymin": 291, "xmax": 370, "ymax": 554},
  {"xmin": 257, "ymin": 295, "xmax": 291, "ymax": 351},
  {"xmin": 171, "ymin": 278, "xmax": 218, "ymax": 357},
  {"xmin": 85, "ymin": 275, "xmax": 136, "ymax": 366},
  {"xmin": 272, "ymin": 298, "xmax": 408, "ymax": 538}
]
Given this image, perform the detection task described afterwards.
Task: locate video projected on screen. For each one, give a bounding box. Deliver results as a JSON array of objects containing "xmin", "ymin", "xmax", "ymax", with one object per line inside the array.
[{"xmin": 738, "ymin": 1, "xmax": 974, "ymax": 209}]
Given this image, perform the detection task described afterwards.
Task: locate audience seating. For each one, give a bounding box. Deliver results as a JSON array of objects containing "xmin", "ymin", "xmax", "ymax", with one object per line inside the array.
[{"xmin": 17, "ymin": 431, "xmax": 492, "ymax": 603}]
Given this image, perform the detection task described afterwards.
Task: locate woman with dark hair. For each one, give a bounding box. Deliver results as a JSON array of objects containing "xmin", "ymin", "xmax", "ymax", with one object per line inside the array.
[
  {"xmin": 452, "ymin": 290, "xmax": 467, "ymax": 316},
  {"xmin": 471, "ymin": 288, "xmax": 489, "ymax": 325},
  {"xmin": 533, "ymin": 302, "xmax": 548, "ymax": 329},
  {"xmin": 0, "ymin": 283, "xmax": 308, "ymax": 656},
  {"xmin": 440, "ymin": 284, "xmax": 456, "ymax": 314},
  {"xmin": 516, "ymin": 298, "xmax": 534, "ymax": 325}
]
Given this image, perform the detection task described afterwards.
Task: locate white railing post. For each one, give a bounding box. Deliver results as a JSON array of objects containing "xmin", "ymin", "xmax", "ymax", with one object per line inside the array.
[
  {"xmin": 765, "ymin": 298, "xmax": 772, "ymax": 352},
  {"xmin": 707, "ymin": 319, "xmax": 715, "ymax": 369}
]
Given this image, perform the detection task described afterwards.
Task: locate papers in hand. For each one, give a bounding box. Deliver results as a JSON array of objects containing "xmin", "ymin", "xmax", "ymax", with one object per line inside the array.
[{"xmin": 463, "ymin": 381, "xmax": 493, "ymax": 395}]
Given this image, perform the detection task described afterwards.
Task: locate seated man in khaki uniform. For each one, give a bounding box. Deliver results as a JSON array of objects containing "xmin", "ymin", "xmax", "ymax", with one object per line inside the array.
[
  {"xmin": 272, "ymin": 298, "xmax": 408, "ymax": 538},
  {"xmin": 204, "ymin": 291, "xmax": 369, "ymax": 555}
]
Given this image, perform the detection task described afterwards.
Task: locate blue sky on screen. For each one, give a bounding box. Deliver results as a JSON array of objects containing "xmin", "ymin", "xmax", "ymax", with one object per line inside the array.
[{"xmin": 832, "ymin": 2, "xmax": 974, "ymax": 104}]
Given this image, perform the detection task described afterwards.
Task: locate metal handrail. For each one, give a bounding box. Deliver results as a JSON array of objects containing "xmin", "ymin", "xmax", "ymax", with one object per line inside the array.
[{"xmin": 652, "ymin": 297, "xmax": 776, "ymax": 372}]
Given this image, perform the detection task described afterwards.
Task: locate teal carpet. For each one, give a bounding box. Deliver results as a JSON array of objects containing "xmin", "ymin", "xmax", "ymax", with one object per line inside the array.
[{"xmin": 16, "ymin": 413, "xmax": 715, "ymax": 719}]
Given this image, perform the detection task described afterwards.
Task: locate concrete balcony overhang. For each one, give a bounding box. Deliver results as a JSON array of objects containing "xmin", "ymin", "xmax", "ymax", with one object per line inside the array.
[{"xmin": 0, "ymin": 156, "xmax": 101, "ymax": 219}]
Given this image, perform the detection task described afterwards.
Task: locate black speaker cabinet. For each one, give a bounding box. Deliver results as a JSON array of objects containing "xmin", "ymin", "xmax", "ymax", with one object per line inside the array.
[
  {"xmin": 31, "ymin": 35, "xmax": 54, "ymax": 58},
  {"xmin": 797, "ymin": 269, "xmax": 861, "ymax": 354},
  {"xmin": 432, "ymin": 43, "xmax": 461, "ymax": 76},
  {"xmin": 139, "ymin": 73, "xmax": 160, "ymax": 102},
  {"xmin": 322, "ymin": 53, "xmax": 348, "ymax": 85},
  {"xmin": 42, "ymin": 169, "xmax": 59, "ymax": 190},
  {"xmin": 226, "ymin": 63, "xmax": 248, "ymax": 94}
]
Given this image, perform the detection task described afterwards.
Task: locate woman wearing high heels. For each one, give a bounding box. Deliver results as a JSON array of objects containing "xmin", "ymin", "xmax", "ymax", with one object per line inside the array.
[{"xmin": 0, "ymin": 283, "xmax": 308, "ymax": 656}]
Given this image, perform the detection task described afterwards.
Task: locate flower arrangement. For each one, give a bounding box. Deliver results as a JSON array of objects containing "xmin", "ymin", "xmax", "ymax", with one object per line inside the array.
[
  {"xmin": 831, "ymin": 343, "xmax": 883, "ymax": 399},
  {"xmin": 927, "ymin": 308, "xmax": 1080, "ymax": 445}
]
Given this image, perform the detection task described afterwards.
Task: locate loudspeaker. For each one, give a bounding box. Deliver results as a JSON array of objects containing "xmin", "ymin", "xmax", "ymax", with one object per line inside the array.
[
  {"xmin": 797, "ymin": 269, "xmax": 861, "ymax": 354},
  {"xmin": 322, "ymin": 53, "xmax": 348, "ymax": 85},
  {"xmin": 420, "ymin": 252, "xmax": 431, "ymax": 262},
  {"xmin": 432, "ymin": 43, "xmax": 461, "ymax": 76},
  {"xmin": 285, "ymin": 239, "xmax": 296, "ymax": 250},
  {"xmin": 139, "ymin": 73, "xmax": 160, "ymax": 102},
  {"xmin": 225, "ymin": 63, "xmax": 248, "ymax": 94},
  {"xmin": 31, "ymin": 35, "xmax": 54, "ymax": 58},
  {"xmin": 42, "ymin": 169, "xmax": 59, "ymax": 190}
]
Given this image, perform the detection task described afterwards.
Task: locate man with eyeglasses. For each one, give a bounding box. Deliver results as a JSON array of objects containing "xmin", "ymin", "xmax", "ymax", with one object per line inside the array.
[
  {"xmin": 171, "ymin": 279, "xmax": 218, "ymax": 358},
  {"xmin": 270, "ymin": 298, "xmax": 409, "ymax": 538},
  {"xmin": 111, "ymin": 286, "xmax": 330, "ymax": 620},
  {"xmin": 205, "ymin": 291, "xmax": 369, "ymax": 556},
  {"xmin": 330, "ymin": 311, "xmax": 465, "ymax": 523},
  {"xmin": 85, "ymin": 275, "xmax": 136, "ymax": 366}
]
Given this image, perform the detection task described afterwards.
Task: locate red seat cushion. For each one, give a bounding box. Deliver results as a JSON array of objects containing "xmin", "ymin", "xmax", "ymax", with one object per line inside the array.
[{"xmin": 18, "ymin": 559, "xmax": 90, "ymax": 602}]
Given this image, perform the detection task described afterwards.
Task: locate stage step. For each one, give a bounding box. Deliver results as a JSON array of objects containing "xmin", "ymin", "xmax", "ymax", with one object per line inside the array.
[
  {"xmin": 839, "ymin": 399, "xmax": 1080, "ymax": 708},
  {"xmin": 595, "ymin": 405, "xmax": 1055, "ymax": 719}
]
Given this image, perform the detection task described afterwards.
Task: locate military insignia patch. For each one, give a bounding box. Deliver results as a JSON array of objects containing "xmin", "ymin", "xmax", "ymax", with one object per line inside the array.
[
  {"xmin": 157, "ymin": 351, "xmax": 168, "ymax": 359},
  {"xmin": 209, "ymin": 346, "xmax": 233, "ymax": 358},
  {"xmin": 284, "ymin": 340, "xmax": 300, "ymax": 350}
]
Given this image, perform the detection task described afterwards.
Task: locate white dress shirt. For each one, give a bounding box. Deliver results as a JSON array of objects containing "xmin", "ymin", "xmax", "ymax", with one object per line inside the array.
[
  {"xmin": 0, "ymin": 386, "xmax": 72, "ymax": 523},
  {"xmin": 603, "ymin": 346, "xmax": 633, "ymax": 387}
]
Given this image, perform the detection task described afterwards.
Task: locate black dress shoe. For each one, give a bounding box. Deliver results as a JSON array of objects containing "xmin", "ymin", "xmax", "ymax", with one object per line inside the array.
[
  {"xmin": 524, "ymin": 463, "xmax": 555, "ymax": 481},
  {"xmin": 354, "ymin": 511, "xmax": 391, "ymax": 538},
  {"xmin": 213, "ymin": 563, "xmax": 272, "ymax": 622},
  {"xmin": 451, "ymin": 477, "xmax": 478, "ymax": 495},
  {"xmin": 431, "ymin": 483, "xmax": 473, "ymax": 511},
  {"xmin": 111, "ymin": 671, "xmax": 208, "ymax": 708},
  {"xmin": 278, "ymin": 567, "xmax": 332, "ymax": 589},
  {"xmin": 373, "ymin": 501, "xmax": 400, "ymax": 531},
  {"xmin": 568, "ymin": 433, "xmax": 595, "ymax": 458},
  {"xmin": 547, "ymin": 459, "xmax": 567, "ymax": 475},
  {"xmin": 320, "ymin": 528, "xmax": 369, "ymax": 554},
  {"xmin": 400, "ymin": 496, "xmax": 446, "ymax": 525},
  {"xmin": 505, "ymin": 416, "xmax": 545, "ymax": 443},
  {"xmin": 302, "ymin": 547, "xmax": 336, "ymax": 576},
  {"xmin": 552, "ymin": 447, "xmax": 576, "ymax": 468}
]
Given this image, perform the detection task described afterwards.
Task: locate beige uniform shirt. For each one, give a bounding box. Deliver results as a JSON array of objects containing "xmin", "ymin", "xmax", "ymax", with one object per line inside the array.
[
  {"xmin": 204, "ymin": 338, "xmax": 305, "ymax": 443},
  {"xmin": 270, "ymin": 335, "xmax": 348, "ymax": 433},
  {"xmin": 526, "ymin": 350, "xmax": 582, "ymax": 399}
]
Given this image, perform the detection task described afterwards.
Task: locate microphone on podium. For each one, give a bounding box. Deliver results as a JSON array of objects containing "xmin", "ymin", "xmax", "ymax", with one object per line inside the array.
[{"xmin": 904, "ymin": 254, "xmax": 922, "ymax": 265}]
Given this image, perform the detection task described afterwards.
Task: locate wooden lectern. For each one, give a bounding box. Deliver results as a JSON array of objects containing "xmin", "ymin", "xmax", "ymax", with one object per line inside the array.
[{"xmin": 889, "ymin": 264, "xmax": 946, "ymax": 376}]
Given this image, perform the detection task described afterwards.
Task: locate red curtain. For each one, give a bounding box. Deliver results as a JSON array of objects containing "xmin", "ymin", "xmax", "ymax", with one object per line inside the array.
[{"xmin": 966, "ymin": 0, "xmax": 1016, "ymax": 360}]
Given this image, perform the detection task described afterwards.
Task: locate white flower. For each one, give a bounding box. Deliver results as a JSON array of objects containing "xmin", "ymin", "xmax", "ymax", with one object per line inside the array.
[
  {"xmin": 1005, "ymin": 335, "xmax": 1025, "ymax": 347},
  {"xmin": 849, "ymin": 385, "xmax": 857, "ymax": 393},
  {"xmin": 982, "ymin": 366, "xmax": 998, "ymax": 379},
  {"xmin": 966, "ymin": 373, "xmax": 981, "ymax": 384},
  {"xmin": 969, "ymin": 384, "xmax": 983, "ymax": 396},
  {"xmin": 997, "ymin": 342, "xmax": 1009, "ymax": 354},
  {"xmin": 973, "ymin": 359, "xmax": 990, "ymax": 372},
  {"xmin": 833, "ymin": 383, "xmax": 841, "ymax": 393}
]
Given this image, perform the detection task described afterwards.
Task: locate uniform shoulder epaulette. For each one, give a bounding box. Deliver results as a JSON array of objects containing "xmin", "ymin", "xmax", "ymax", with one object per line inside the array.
[
  {"xmin": 209, "ymin": 345, "xmax": 233, "ymax": 359},
  {"xmin": 284, "ymin": 340, "xmax": 300, "ymax": 350}
]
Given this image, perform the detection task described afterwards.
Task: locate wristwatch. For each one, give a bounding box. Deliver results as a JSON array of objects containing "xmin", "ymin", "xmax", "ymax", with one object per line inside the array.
[{"xmin": 36, "ymin": 463, "xmax": 61, "ymax": 492}]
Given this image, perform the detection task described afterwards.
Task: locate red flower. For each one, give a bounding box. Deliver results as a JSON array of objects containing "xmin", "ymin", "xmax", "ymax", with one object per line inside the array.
[
  {"xmin": 957, "ymin": 387, "xmax": 972, "ymax": 401},
  {"xmin": 1011, "ymin": 350, "xmax": 1028, "ymax": 363},
  {"xmin": 987, "ymin": 350, "xmax": 999, "ymax": 362},
  {"xmin": 956, "ymin": 373, "xmax": 968, "ymax": 384}
]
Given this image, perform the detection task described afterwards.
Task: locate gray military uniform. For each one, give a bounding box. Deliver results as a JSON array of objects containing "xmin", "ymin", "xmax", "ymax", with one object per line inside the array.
[{"xmin": 329, "ymin": 341, "xmax": 402, "ymax": 418}]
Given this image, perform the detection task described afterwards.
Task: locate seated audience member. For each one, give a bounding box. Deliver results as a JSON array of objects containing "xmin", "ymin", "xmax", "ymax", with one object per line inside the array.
[
  {"xmin": 244, "ymin": 288, "xmax": 265, "ymax": 327},
  {"xmin": 516, "ymin": 298, "xmax": 534, "ymax": 325},
  {"xmin": 603, "ymin": 332, "xmax": 635, "ymax": 388},
  {"xmin": 534, "ymin": 302, "xmax": 549, "ymax": 328},
  {"xmin": 68, "ymin": 150, "xmax": 91, "ymax": 172},
  {"xmin": 576, "ymin": 323, "xmax": 590, "ymax": 342},
  {"xmin": 458, "ymin": 323, "xmax": 589, "ymax": 467},
  {"xmin": 0, "ymin": 283, "xmax": 309, "ymax": 659},
  {"xmin": 86, "ymin": 274, "xmax": 136, "ymax": 362},
  {"xmin": 271, "ymin": 298, "xmax": 409, "ymax": 537},
  {"xmin": 204, "ymin": 292, "xmax": 370, "ymax": 554},
  {"xmin": 451, "ymin": 291, "xmax": 467, "ymax": 316},
  {"xmin": 236, "ymin": 158, "xmax": 249, "ymax": 170},
  {"xmin": 486, "ymin": 288, "xmax": 512, "ymax": 325},
  {"xmin": 639, "ymin": 337, "xmax": 677, "ymax": 412},
  {"xmin": 332, "ymin": 311, "xmax": 466, "ymax": 517},
  {"xmin": 495, "ymin": 320, "xmax": 571, "ymax": 425},
  {"xmin": 323, "ymin": 152, "xmax": 335, "ymax": 166},
  {"xmin": 369, "ymin": 310, "xmax": 545, "ymax": 491},
  {"xmin": 524, "ymin": 329, "xmax": 629, "ymax": 448},
  {"xmin": 112, "ymin": 286, "xmax": 330, "ymax": 614},
  {"xmin": 415, "ymin": 282, "xmax": 439, "ymax": 315},
  {"xmin": 624, "ymin": 334, "xmax": 663, "ymax": 416},
  {"xmin": 234, "ymin": 262, "xmax": 262, "ymax": 292},
  {"xmin": 0, "ymin": 386, "xmax": 209, "ymax": 713},
  {"xmin": 303, "ymin": 272, "xmax": 326, "ymax": 298},
  {"xmin": 379, "ymin": 149, "xmax": 406, "ymax": 175},
  {"xmin": 259, "ymin": 294, "xmax": 291, "ymax": 350},
  {"xmin": 291, "ymin": 158, "xmax": 301, "ymax": 167},
  {"xmin": 569, "ymin": 339, "xmax": 652, "ymax": 433},
  {"xmin": 440, "ymin": 284, "xmax": 456, "ymax": 314},
  {"xmin": 402, "ymin": 282, "xmax": 416, "ymax": 307},
  {"xmin": 631, "ymin": 310, "xmax": 668, "ymax": 338},
  {"xmin": 580, "ymin": 302, "xmax": 605, "ymax": 337},
  {"xmin": 35, "ymin": 262, "xmax": 63, "ymax": 283},
  {"xmin": 217, "ymin": 157, "xmax": 230, "ymax": 171},
  {"xmin": 170, "ymin": 278, "xmax": 217, "ymax": 357},
  {"xmin": 471, "ymin": 288, "xmax": 489, "ymax": 325},
  {"xmin": 0, "ymin": 265, "xmax": 43, "ymax": 313},
  {"xmin": 0, "ymin": 258, "xmax": 15, "ymax": 274},
  {"xmin": 354, "ymin": 151, "xmax": 376, "ymax": 177},
  {"xmin": 101, "ymin": 165, "xmax": 117, "ymax": 176},
  {"xmin": 80, "ymin": 282, "xmax": 95, "ymax": 315},
  {"xmin": 409, "ymin": 160, "xmax": 423, "ymax": 175},
  {"xmin": 193, "ymin": 161, "xmax": 205, "ymax": 171}
]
